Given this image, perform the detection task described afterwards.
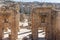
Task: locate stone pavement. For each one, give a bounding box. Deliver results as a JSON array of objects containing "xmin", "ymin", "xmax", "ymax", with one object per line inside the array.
[{"xmin": 3, "ymin": 28, "xmax": 45, "ymax": 40}]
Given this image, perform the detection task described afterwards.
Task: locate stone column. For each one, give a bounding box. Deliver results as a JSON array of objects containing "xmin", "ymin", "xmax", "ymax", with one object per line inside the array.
[
  {"xmin": 46, "ymin": 13, "xmax": 53, "ymax": 40},
  {"xmin": 10, "ymin": 15, "xmax": 18, "ymax": 40},
  {"xmin": 55, "ymin": 12, "xmax": 60, "ymax": 40},
  {"xmin": 31, "ymin": 12, "xmax": 38, "ymax": 40},
  {"xmin": 0, "ymin": 16, "xmax": 3, "ymax": 40},
  {"xmin": 51, "ymin": 12, "xmax": 56, "ymax": 40},
  {"xmin": 16, "ymin": 13, "xmax": 20, "ymax": 32}
]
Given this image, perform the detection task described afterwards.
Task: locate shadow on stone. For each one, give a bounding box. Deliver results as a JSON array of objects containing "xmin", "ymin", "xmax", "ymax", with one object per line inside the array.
[
  {"xmin": 22, "ymin": 34, "xmax": 45, "ymax": 40},
  {"xmin": 38, "ymin": 37, "xmax": 45, "ymax": 40}
]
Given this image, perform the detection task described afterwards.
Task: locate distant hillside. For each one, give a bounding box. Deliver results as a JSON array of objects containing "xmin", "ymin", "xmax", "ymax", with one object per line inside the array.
[
  {"xmin": 19, "ymin": 2, "xmax": 60, "ymax": 14},
  {"xmin": 0, "ymin": 1, "xmax": 60, "ymax": 14}
]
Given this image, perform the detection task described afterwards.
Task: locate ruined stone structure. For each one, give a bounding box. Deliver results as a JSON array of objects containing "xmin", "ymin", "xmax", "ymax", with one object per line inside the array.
[
  {"xmin": 0, "ymin": 1, "xmax": 60, "ymax": 40},
  {"xmin": 31, "ymin": 7, "xmax": 60, "ymax": 40},
  {"xmin": 0, "ymin": 3, "xmax": 20, "ymax": 40}
]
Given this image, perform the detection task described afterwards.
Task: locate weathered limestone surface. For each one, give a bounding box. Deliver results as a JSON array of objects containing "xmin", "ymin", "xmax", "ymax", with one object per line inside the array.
[
  {"xmin": 55, "ymin": 12, "xmax": 60, "ymax": 40},
  {"xmin": 46, "ymin": 12, "xmax": 53, "ymax": 40},
  {"xmin": 31, "ymin": 7, "xmax": 59, "ymax": 40},
  {"xmin": 0, "ymin": 3, "xmax": 20, "ymax": 40},
  {"xmin": 31, "ymin": 11, "xmax": 38, "ymax": 40},
  {"xmin": 0, "ymin": 16, "xmax": 4, "ymax": 40}
]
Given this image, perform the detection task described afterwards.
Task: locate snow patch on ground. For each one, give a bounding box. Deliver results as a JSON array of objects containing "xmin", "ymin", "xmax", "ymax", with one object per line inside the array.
[
  {"xmin": 3, "ymin": 19, "xmax": 45, "ymax": 40},
  {"xmin": 4, "ymin": 29, "xmax": 45, "ymax": 40}
]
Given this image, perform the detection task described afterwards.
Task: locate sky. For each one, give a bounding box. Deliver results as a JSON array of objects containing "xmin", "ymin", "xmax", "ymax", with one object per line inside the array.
[{"xmin": 13, "ymin": 0, "xmax": 60, "ymax": 3}]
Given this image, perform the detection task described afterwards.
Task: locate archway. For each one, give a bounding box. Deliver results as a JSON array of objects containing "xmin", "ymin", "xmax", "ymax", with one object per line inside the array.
[
  {"xmin": 31, "ymin": 7, "xmax": 56, "ymax": 40},
  {"xmin": 0, "ymin": 4, "xmax": 20, "ymax": 40}
]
